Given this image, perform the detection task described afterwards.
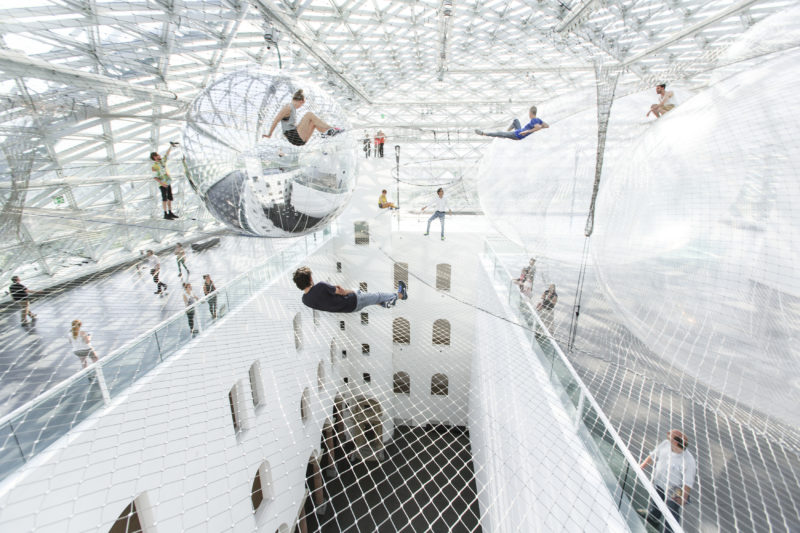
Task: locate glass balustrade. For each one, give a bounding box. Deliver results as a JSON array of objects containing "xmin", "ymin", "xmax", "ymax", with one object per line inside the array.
[
  {"xmin": 0, "ymin": 226, "xmax": 335, "ymax": 484},
  {"xmin": 483, "ymin": 238, "xmax": 682, "ymax": 533}
]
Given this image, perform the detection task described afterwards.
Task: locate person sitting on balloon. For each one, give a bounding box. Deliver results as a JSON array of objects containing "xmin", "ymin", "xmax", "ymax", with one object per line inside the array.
[{"xmin": 263, "ymin": 89, "xmax": 344, "ymax": 146}]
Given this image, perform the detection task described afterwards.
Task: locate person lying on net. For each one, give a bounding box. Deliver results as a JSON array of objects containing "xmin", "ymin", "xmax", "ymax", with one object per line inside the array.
[
  {"xmin": 293, "ymin": 266, "xmax": 407, "ymax": 312},
  {"xmin": 475, "ymin": 106, "xmax": 548, "ymax": 140},
  {"xmin": 263, "ymin": 89, "xmax": 344, "ymax": 146}
]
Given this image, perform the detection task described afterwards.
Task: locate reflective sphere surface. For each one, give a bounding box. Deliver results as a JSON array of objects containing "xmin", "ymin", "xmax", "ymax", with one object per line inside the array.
[{"xmin": 182, "ymin": 70, "xmax": 357, "ymax": 237}]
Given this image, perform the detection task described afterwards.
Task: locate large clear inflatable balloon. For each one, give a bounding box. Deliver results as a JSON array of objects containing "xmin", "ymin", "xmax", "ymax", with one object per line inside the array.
[
  {"xmin": 476, "ymin": 48, "xmax": 800, "ymax": 426},
  {"xmin": 592, "ymin": 49, "xmax": 800, "ymax": 425},
  {"xmin": 182, "ymin": 70, "xmax": 357, "ymax": 237}
]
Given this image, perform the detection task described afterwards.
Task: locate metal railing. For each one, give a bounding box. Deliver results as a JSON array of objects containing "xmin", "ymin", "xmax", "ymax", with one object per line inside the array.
[
  {"xmin": 0, "ymin": 224, "xmax": 336, "ymax": 484},
  {"xmin": 483, "ymin": 237, "xmax": 683, "ymax": 533}
]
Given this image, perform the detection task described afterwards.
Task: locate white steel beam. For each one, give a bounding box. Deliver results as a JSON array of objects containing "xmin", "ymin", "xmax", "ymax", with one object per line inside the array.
[{"xmin": 0, "ymin": 49, "xmax": 187, "ymax": 105}]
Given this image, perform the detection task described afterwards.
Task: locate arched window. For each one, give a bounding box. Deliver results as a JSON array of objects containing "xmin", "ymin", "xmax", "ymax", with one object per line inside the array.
[
  {"xmin": 305, "ymin": 455, "xmax": 325, "ymax": 524},
  {"xmin": 436, "ymin": 263, "xmax": 451, "ymax": 291},
  {"xmin": 251, "ymin": 461, "xmax": 274, "ymax": 513},
  {"xmin": 293, "ymin": 312, "xmax": 302, "ymax": 350},
  {"xmin": 432, "ymin": 319, "xmax": 451, "ymax": 345},
  {"xmin": 109, "ymin": 498, "xmax": 143, "ymax": 533},
  {"xmin": 229, "ymin": 384, "xmax": 242, "ymax": 433},
  {"xmin": 394, "ymin": 262, "xmax": 409, "ymax": 290},
  {"xmin": 354, "ymin": 221, "xmax": 369, "ymax": 245},
  {"xmin": 317, "ymin": 362, "xmax": 325, "ymax": 391},
  {"xmin": 249, "ymin": 361, "xmax": 265, "ymax": 408},
  {"xmin": 393, "ymin": 372, "xmax": 411, "ymax": 394},
  {"xmin": 301, "ymin": 387, "xmax": 311, "ymax": 423},
  {"xmin": 393, "ymin": 317, "xmax": 410, "ymax": 344},
  {"xmin": 431, "ymin": 374, "xmax": 449, "ymax": 396}
]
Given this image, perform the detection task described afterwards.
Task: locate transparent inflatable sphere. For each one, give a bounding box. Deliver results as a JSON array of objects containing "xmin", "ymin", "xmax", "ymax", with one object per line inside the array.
[
  {"xmin": 182, "ymin": 70, "xmax": 357, "ymax": 237},
  {"xmin": 592, "ymin": 50, "xmax": 800, "ymax": 424}
]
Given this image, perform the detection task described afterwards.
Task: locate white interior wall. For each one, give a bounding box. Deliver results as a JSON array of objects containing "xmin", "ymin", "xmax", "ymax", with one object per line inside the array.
[
  {"xmin": 0, "ymin": 210, "xmax": 481, "ymax": 532},
  {"xmin": 0, "ymin": 271, "xmax": 336, "ymax": 533}
]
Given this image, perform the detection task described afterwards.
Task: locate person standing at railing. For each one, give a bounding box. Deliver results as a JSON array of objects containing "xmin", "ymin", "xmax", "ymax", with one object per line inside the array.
[
  {"xmin": 68, "ymin": 319, "xmax": 99, "ymax": 369},
  {"xmin": 534, "ymin": 284, "xmax": 558, "ymax": 338},
  {"xmin": 638, "ymin": 429, "xmax": 696, "ymax": 532},
  {"xmin": 202, "ymin": 274, "xmax": 217, "ymax": 319},
  {"xmin": 182, "ymin": 282, "xmax": 200, "ymax": 336},
  {"xmin": 512, "ymin": 258, "xmax": 536, "ymax": 291}
]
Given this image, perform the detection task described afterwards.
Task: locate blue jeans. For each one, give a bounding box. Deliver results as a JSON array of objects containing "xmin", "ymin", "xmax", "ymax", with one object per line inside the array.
[
  {"xmin": 483, "ymin": 118, "xmax": 521, "ymax": 139},
  {"xmin": 647, "ymin": 486, "xmax": 682, "ymax": 533},
  {"xmin": 354, "ymin": 290, "xmax": 397, "ymax": 311},
  {"xmin": 426, "ymin": 211, "xmax": 446, "ymax": 237}
]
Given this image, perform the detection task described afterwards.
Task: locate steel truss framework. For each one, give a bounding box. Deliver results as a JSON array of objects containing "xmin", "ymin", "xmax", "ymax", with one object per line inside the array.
[{"xmin": 0, "ymin": 0, "xmax": 793, "ymax": 282}]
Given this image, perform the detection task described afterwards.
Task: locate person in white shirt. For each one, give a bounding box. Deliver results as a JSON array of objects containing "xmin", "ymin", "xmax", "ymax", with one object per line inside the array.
[
  {"xmin": 421, "ymin": 187, "xmax": 453, "ymax": 240},
  {"xmin": 69, "ymin": 319, "xmax": 99, "ymax": 369},
  {"xmin": 145, "ymin": 249, "xmax": 167, "ymax": 295},
  {"xmin": 639, "ymin": 429, "xmax": 696, "ymax": 532},
  {"xmin": 647, "ymin": 84, "xmax": 677, "ymax": 118}
]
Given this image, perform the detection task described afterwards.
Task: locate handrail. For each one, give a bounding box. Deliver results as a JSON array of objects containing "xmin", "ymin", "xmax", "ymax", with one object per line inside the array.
[
  {"xmin": 483, "ymin": 237, "xmax": 683, "ymax": 533},
  {"xmin": 0, "ymin": 223, "xmax": 337, "ymax": 482}
]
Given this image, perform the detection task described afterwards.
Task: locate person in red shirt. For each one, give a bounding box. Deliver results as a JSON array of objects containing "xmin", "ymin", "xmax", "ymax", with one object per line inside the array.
[{"xmin": 376, "ymin": 130, "xmax": 386, "ymax": 158}]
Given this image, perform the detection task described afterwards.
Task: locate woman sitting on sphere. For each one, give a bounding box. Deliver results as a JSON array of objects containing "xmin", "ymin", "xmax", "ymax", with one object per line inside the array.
[{"xmin": 264, "ymin": 89, "xmax": 344, "ymax": 146}]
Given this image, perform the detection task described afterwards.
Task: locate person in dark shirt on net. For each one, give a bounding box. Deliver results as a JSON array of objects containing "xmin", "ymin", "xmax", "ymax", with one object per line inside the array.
[
  {"xmin": 475, "ymin": 105, "xmax": 549, "ymax": 140},
  {"xmin": 9, "ymin": 276, "xmax": 37, "ymax": 325},
  {"xmin": 293, "ymin": 266, "xmax": 407, "ymax": 312}
]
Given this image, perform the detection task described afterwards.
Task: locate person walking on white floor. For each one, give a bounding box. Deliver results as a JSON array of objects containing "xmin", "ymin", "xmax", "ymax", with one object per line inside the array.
[
  {"xmin": 145, "ymin": 250, "xmax": 167, "ymax": 295},
  {"xmin": 68, "ymin": 319, "xmax": 99, "ymax": 369},
  {"xmin": 183, "ymin": 282, "xmax": 201, "ymax": 336},
  {"xmin": 639, "ymin": 429, "xmax": 696, "ymax": 533},
  {"xmin": 422, "ymin": 187, "xmax": 452, "ymax": 240},
  {"xmin": 175, "ymin": 243, "xmax": 190, "ymax": 278},
  {"xmin": 9, "ymin": 276, "xmax": 37, "ymax": 326}
]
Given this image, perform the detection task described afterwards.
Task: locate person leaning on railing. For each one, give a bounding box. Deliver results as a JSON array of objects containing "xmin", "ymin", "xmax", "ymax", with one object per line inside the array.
[{"xmin": 203, "ymin": 274, "xmax": 218, "ymax": 319}]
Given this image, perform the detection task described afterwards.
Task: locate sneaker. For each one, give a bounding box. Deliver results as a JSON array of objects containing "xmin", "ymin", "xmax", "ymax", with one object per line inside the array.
[
  {"xmin": 423, "ymin": 232, "xmax": 429, "ymax": 236},
  {"xmin": 441, "ymin": 236, "xmax": 445, "ymax": 241},
  {"xmin": 398, "ymin": 280, "xmax": 408, "ymax": 300},
  {"xmin": 474, "ymin": 129, "xmax": 484, "ymax": 136},
  {"xmin": 164, "ymin": 213, "xmax": 171, "ymax": 220},
  {"xmin": 169, "ymin": 212, "xmax": 179, "ymax": 219},
  {"xmin": 155, "ymin": 291, "xmax": 162, "ymax": 295},
  {"xmin": 323, "ymin": 127, "xmax": 344, "ymax": 137}
]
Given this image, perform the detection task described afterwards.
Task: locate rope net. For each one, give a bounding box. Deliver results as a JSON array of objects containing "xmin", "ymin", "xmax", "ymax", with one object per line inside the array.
[{"xmin": 1, "ymin": 2, "xmax": 800, "ymax": 533}]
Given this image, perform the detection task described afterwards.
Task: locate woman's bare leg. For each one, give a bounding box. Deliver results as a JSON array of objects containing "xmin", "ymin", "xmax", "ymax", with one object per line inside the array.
[{"xmin": 297, "ymin": 112, "xmax": 331, "ymax": 141}]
